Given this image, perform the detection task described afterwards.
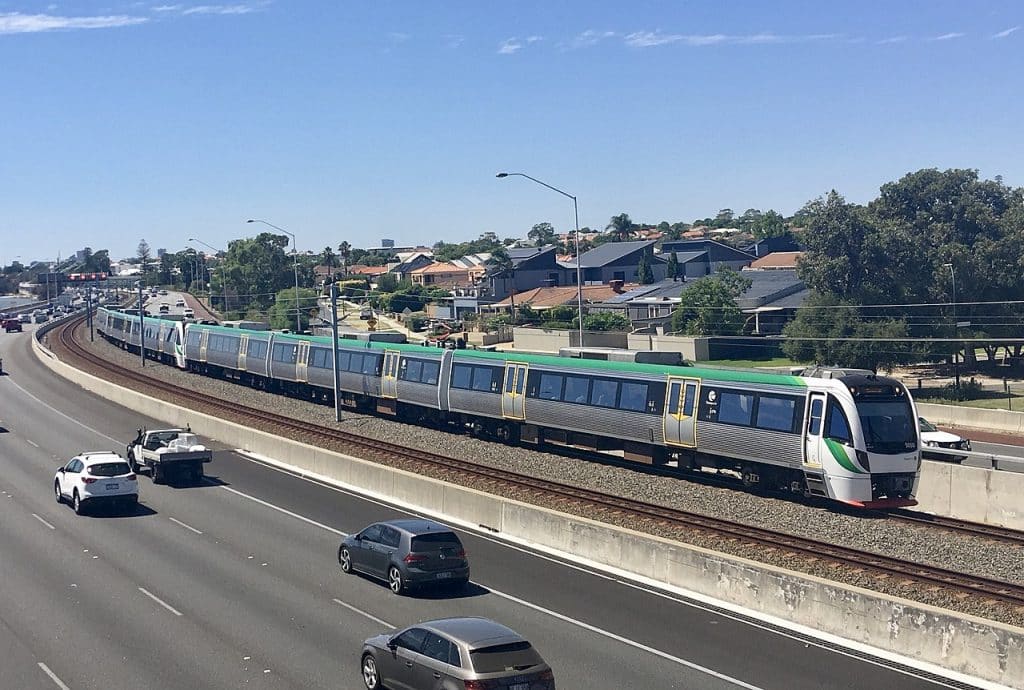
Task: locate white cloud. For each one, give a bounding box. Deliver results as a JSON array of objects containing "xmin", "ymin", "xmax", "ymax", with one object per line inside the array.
[
  {"xmin": 0, "ymin": 11, "xmax": 148, "ymax": 34},
  {"xmin": 182, "ymin": 4, "xmax": 258, "ymax": 15},
  {"xmin": 526, "ymin": 35, "xmax": 542, "ymax": 43},
  {"xmin": 151, "ymin": 4, "xmax": 182, "ymax": 11},
  {"xmin": 498, "ymin": 38, "xmax": 521, "ymax": 54},
  {"xmin": 992, "ymin": 26, "xmax": 1019, "ymax": 39},
  {"xmin": 625, "ymin": 31, "xmax": 839, "ymax": 48},
  {"xmin": 877, "ymin": 35, "xmax": 908, "ymax": 44},
  {"xmin": 624, "ymin": 30, "xmax": 684, "ymax": 47},
  {"xmin": 930, "ymin": 32, "xmax": 965, "ymax": 41},
  {"xmin": 388, "ymin": 32, "xmax": 409, "ymax": 43},
  {"xmin": 567, "ymin": 29, "xmax": 616, "ymax": 49},
  {"xmin": 444, "ymin": 34, "xmax": 464, "ymax": 48}
]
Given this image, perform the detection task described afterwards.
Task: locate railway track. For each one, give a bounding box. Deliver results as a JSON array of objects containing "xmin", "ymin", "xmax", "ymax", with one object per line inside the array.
[{"xmin": 50, "ymin": 315, "xmax": 1024, "ymax": 610}]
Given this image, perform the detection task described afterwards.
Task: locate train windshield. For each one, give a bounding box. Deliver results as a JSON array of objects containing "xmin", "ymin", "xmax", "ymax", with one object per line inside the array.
[{"xmin": 856, "ymin": 399, "xmax": 917, "ymax": 454}]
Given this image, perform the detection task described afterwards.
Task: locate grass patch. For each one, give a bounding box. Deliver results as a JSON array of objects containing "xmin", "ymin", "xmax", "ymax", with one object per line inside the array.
[
  {"xmin": 701, "ymin": 357, "xmax": 801, "ymax": 369},
  {"xmin": 914, "ymin": 393, "xmax": 1024, "ymax": 411}
]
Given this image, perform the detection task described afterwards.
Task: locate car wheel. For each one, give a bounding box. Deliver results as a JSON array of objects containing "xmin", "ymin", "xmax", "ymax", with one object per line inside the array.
[
  {"xmin": 388, "ymin": 566, "xmax": 405, "ymax": 595},
  {"xmin": 54, "ymin": 481, "xmax": 63, "ymax": 504},
  {"xmin": 72, "ymin": 491, "xmax": 84, "ymax": 515},
  {"xmin": 339, "ymin": 546, "xmax": 352, "ymax": 573},
  {"xmin": 361, "ymin": 653, "xmax": 382, "ymax": 689},
  {"xmin": 151, "ymin": 465, "xmax": 162, "ymax": 484}
]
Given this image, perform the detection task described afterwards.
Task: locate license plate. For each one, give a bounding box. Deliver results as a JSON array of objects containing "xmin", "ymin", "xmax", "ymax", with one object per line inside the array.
[
  {"xmin": 510, "ymin": 684, "xmax": 529, "ymax": 690},
  {"xmin": 105, "ymin": 483, "xmax": 119, "ymax": 490},
  {"xmin": 436, "ymin": 572, "xmax": 452, "ymax": 579}
]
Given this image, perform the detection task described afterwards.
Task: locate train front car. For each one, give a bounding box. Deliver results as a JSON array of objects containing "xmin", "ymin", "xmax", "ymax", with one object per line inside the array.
[{"xmin": 811, "ymin": 373, "xmax": 920, "ymax": 508}]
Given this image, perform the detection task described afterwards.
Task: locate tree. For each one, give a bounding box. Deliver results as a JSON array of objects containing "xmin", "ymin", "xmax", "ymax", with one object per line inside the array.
[
  {"xmin": 582, "ymin": 311, "xmax": 630, "ymax": 332},
  {"xmin": 320, "ymin": 246, "xmax": 337, "ymax": 280},
  {"xmin": 137, "ymin": 240, "xmax": 152, "ymax": 276},
  {"xmin": 669, "ymin": 269, "xmax": 751, "ymax": 336},
  {"xmin": 218, "ymin": 233, "xmax": 294, "ymax": 315},
  {"xmin": 606, "ymin": 213, "xmax": 634, "ymax": 242},
  {"xmin": 752, "ymin": 210, "xmax": 787, "ymax": 239},
  {"xmin": 713, "ymin": 209, "xmax": 735, "ymax": 228},
  {"xmin": 737, "ymin": 208, "xmax": 763, "ymax": 231},
  {"xmin": 337, "ymin": 241, "xmax": 352, "ymax": 275},
  {"xmin": 666, "ymin": 251, "xmax": 680, "ymax": 282},
  {"xmin": 433, "ymin": 233, "xmax": 504, "ymax": 261},
  {"xmin": 376, "ymin": 273, "xmax": 399, "ymax": 293},
  {"xmin": 637, "ymin": 251, "xmax": 654, "ymax": 284},
  {"xmin": 268, "ymin": 286, "xmax": 320, "ymax": 331},
  {"xmin": 527, "ymin": 222, "xmax": 556, "ymax": 247}
]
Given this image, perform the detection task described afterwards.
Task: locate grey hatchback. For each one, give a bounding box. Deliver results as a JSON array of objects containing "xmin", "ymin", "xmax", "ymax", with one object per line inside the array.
[
  {"xmin": 338, "ymin": 519, "xmax": 469, "ymax": 595},
  {"xmin": 361, "ymin": 617, "xmax": 556, "ymax": 690}
]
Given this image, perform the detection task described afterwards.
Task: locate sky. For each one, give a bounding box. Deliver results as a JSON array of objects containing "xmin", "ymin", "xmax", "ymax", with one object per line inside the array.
[{"xmin": 1, "ymin": 1, "xmax": 1022, "ymax": 265}]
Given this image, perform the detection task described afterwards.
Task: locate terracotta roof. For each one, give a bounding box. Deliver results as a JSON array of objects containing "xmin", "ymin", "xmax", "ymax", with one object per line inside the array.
[
  {"xmin": 409, "ymin": 261, "xmax": 473, "ymax": 275},
  {"xmin": 493, "ymin": 283, "xmax": 636, "ymax": 308},
  {"xmin": 748, "ymin": 251, "xmax": 803, "ymax": 269},
  {"xmin": 348, "ymin": 265, "xmax": 389, "ymax": 276}
]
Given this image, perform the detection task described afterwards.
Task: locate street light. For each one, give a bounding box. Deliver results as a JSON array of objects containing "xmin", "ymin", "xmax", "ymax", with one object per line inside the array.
[
  {"xmin": 943, "ymin": 262, "xmax": 960, "ymax": 390},
  {"xmin": 190, "ymin": 238, "xmax": 228, "ymax": 314},
  {"xmin": 248, "ymin": 219, "xmax": 301, "ymax": 333},
  {"xmin": 496, "ymin": 172, "xmax": 585, "ymax": 348},
  {"xmin": 134, "ymin": 280, "xmax": 145, "ymax": 367}
]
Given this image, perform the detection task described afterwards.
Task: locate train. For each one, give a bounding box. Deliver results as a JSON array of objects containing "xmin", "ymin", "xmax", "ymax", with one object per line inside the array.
[{"xmin": 95, "ymin": 306, "xmax": 922, "ymax": 509}]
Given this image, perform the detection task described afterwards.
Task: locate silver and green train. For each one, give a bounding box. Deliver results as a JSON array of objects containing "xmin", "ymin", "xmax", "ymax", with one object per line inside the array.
[{"xmin": 97, "ymin": 307, "xmax": 921, "ymax": 509}]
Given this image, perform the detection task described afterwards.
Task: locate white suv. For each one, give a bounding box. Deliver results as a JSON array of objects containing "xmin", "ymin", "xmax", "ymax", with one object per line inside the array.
[{"xmin": 54, "ymin": 452, "xmax": 139, "ymax": 515}]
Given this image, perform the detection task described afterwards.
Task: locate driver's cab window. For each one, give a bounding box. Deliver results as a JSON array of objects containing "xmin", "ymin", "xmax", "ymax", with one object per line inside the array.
[
  {"xmin": 393, "ymin": 628, "xmax": 428, "ymax": 652},
  {"xmin": 360, "ymin": 524, "xmax": 383, "ymax": 543},
  {"xmin": 825, "ymin": 398, "xmax": 852, "ymax": 444}
]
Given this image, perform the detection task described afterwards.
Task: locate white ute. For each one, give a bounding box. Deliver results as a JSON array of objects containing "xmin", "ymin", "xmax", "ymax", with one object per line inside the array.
[{"xmin": 127, "ymin": 427, "xmax": 212, "ymax": 484}]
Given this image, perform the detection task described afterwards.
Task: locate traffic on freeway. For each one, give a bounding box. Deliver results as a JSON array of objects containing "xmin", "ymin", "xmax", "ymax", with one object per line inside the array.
[{"xmin": 0, "ymin": 326, "xmax": 1007, "ymax": 689}]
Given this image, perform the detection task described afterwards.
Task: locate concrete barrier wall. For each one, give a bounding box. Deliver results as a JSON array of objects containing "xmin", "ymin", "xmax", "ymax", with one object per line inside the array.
[
  {"xmin": 914, "ymin": 462, "xmax": 1024, "ymax": 529},
  {"xmin": 918, "ymin": 401, "xmax": 1024, "ymax": 435},
  {"xmin": 32, "ymin": 337, "xmax": 1024, "ymax": 687},
  {"xmin": 626, "ymin": 333, "xmax": 711, "ymax": 361}
]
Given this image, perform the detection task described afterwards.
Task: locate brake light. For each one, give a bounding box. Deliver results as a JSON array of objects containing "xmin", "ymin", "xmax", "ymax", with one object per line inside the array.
[
  {"xmin": 403, "ymin": 553, "xmax": 427, "ymax": 564},
  {"xmin": 82, "ymin": 477, "xmax": 99, "ymax": 484},
  {"xmin": 456, "ymin": 549, "xmax": 466, "ymax": 558},
  {"xmin": 126, "ymin": 474, "xmax": 137, "ymax": 481},
  {"xmin": 539, "ymin": 669, "xmax": 555, "ymax": 680},
  {"xmin": 464, "ymin": 680, "xmax": 499, "ymax": 690}
]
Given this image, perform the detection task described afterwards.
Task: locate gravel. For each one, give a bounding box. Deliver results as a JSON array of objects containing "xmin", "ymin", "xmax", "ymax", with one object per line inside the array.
[{"xmin": 74, "ymin": 329, "xmax": 1024, "ymax": 627}]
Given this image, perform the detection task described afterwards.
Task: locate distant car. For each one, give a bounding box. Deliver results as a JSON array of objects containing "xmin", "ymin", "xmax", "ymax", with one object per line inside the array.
[
  {"xmin": 158, "ymin": 289, "xmax": 168, "ymax": 296},
  {"xmin": 19, "ymin": 313, "xmax": 32, "ymax": 323},
  {"xmin": 175, "ymin": 298, "xmax": 186, "ymax": 307},
  {"xmin": 919, "ymin": 417, "xmax": 971, "ymax": 463},
  {"xmin": 158, "ymin": 304, "xmax": 170, "ymax": 314},
  {"xmin": 33, "ymin": 312, "xmax": 49, "ymax": 323},
  {"xmin": 339, "ymin": 519, "xmax": 469, "ymax": 595},
  {"xmin": 182, "ymin": 307, "xmax": 195, "ymax": 318},
  {"xmin": 360, "ymin": 617, "xmax": 556, "ymax": 690},
  {"xmin": 54, "ymin": 451, "xmax": 139, "ymax": 515},
  {"xmin": 3, "ymin": 318, "xmax": 22, "ymax": 332}
]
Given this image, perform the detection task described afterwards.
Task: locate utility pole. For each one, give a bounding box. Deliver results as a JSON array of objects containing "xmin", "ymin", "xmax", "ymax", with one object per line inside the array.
[
  {"xmin": 137, "ymin": 281, "xmax": 145, "ymax": 367},
  {"xmin": 330, "ymin": 282, "xmax": 343, "ymax": 422}
]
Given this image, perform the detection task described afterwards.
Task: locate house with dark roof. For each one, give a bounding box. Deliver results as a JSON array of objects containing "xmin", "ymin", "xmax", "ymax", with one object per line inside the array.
[
  {"xmin": 657, "ymin": 238, "xmax": 755, "ymax": 273},
  {"xmin": 487, "ymin": 245, "xmax": 563, "ymax": 300},
  {"xmin": 568, "ymin": 240, "xmax": 668, "ymax": 285}
]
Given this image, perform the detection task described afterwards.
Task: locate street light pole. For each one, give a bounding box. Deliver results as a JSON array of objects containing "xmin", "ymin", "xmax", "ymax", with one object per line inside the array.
[
  {"xmin": 330, "ymin": 281, "xmax": 343, "ymax": 422},
  {"xmin": 135, "ymin": 280, "xmax": 145, "ymax": 368},
  {"xmin": 496, "ymin": 172, "xmax": 585, "ymax": 348},
  {"xmin": 944, "ymin": 263, "xmax": 960, "ymax": 390},
  {"xmin": 248, "ymin": 219, "xmax": 301, "ymax": 333},
  {"xmin": 190, "ymin": 238, "xmax": 228, "ymax": 314}
]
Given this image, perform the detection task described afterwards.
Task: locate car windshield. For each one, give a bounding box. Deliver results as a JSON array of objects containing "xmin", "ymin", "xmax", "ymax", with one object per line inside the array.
[
  {"xmin": 469, "ymin": 641, "xmax": 544, "ymax": 673},
  {"xmin": 89, "ymin": 462, "xmax": 131, "ymax": 477},
  {"xmin": 410, "ymin": 533, "xmax": 462, "ymax": 552},
  {"xmin": 856, "ymin": 399, "xmax": 917, "ymax": 453},
  {"xmin": 918, "ymin": 417, "xmax": 938, "ymax": 433}
]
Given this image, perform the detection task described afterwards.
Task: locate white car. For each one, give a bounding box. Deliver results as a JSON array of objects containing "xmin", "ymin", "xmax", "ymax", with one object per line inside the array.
[
  {"xmin": 175, "ymin": 298, "xmax": 186, "ymax": 307},
  {"xmin": 182, "ymin": 307, "xmax": 195, "ymax": 318},
  {"xmin": 54, "ymin": 452, "xmax": 139, "ymax": 515},
  {"xmin": 919, "ymin": 417, "xmax": 971, "ymax": 463}
]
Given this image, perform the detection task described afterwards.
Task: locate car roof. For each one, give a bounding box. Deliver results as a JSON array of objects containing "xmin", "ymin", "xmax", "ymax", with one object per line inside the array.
[
  {"xmin": 418, "ymin": 617, "xmax": 526, "ymax": 648},
  {"xmin": 378, "ymin": 518, "xmax": 455, "ymax": 536},
  {"xmin": 76, "ymin": 451, "xmax": 126, "ymax": 464}
]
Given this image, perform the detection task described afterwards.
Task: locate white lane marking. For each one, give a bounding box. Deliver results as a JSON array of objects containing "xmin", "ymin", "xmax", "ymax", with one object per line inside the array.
[
  {"xmin": 138, "ymin": 587, "xmax": 183, "ymax": 617},
  {"xmin": 26, "ymin": 439, "xmax": 39, "ymax": 448},
  {"xmin": 5, "ymin": 378, "xmax": 122, "ymax": 445},
  {"xmin": 219, "ymin": 486, "xmax": 346, "ymax": 536},
  {"xmin": 31, "ymin": 513, "xmax": 56, "ymax": 530},
  {"xmin": 169, "ymin": 517, "xmax": 203, "ymax": 535},
  {"xmin": 332, "ymin": 598, "xmax": 395, "ymax": 629},
  {"xmin": 38, "ymin": 662, "xmax": 70, "ymax": 690},
  {"xmin": 231, "ymin": 449, "xmax": 998, "ymax": 690}
]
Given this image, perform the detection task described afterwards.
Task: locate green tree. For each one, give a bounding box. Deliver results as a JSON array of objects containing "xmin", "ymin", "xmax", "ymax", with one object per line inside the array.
[
  {"xmin": 320, "ymin": 246, "xmax": 337, "ymax": 280},
  {"xmin": 527, "ymin": 222, "xmax": 556, "ymax": 247},
  {"xmin": 666, "ymin": 251, "xmax": 680, "ymax": 282},
  {"xmin": 752, "ymin": 210, "xmax": 787, "ymax": 239},
  {"xmin": 268, "ymin": 286, "xmax": 320, "ymax": 331},
  {"xmin": 637, "ymin": 251, "xmax": 654, "ymax": 284},
  {"xmin": 737, "ymin": 208, "xmax": 763, "ymax": 231},
  {"xmin": 337, "ymin": 241, "xmax": 352, "ymax": 275},
  {"xmin": 219, "ymin": 233, "xmax": 294, "ymax": 315},
  {"xmin": 376, "ymin": 273, "xmax": 399, "ymax": 292},
  {"xmin": 433, "ymin": 233, "xmax": 504, "ymax": 261},
  {"xmin": 669, "ymin": 269, "xmax": 751, "ymax": 335},
  {"xmin": 582, "ymin": 311, "xmax": 630, "ymax": 331},
  {"xmin": 713, "ymin": 209, "xmax": 735, "ymax": 228},
  {"xmin": 606, "ymin": 213, "xmax": 634, "ymax": 242},
  {"xmin": 137, "ymin": 239, "xmax": 152, "ymax": 276}
]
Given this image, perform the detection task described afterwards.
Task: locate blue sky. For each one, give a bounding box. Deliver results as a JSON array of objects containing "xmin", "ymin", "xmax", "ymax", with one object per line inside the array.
[{"xmin": 1, "ymin": 1, "xmax": 1022, "ymax": 264}]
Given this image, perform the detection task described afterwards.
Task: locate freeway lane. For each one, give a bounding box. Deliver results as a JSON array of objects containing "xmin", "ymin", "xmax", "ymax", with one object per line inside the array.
[{"xmin": 0, "ymin": 329, "xmax": 983, "ymax": 689}]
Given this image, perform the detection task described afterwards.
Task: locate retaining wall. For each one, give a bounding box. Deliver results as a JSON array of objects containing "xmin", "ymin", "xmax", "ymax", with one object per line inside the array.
[{"xmin": 32, "ymin": 336, "xmax": 1024, "ymax": 688}]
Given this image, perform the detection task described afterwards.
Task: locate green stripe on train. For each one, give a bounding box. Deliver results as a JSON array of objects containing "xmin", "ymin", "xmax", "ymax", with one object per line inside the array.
[{"xmin": 824, "ymin": 438, "xmax": 863, "ymax": 474}]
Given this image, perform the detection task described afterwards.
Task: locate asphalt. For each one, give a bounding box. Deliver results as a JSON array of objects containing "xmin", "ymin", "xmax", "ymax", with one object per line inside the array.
[{"xmin": 0, "ymin": 323, "xmax": 987, "ymax": 690}]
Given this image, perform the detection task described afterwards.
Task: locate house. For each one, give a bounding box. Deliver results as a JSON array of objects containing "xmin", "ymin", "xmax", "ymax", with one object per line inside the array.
[
  {"xmin": 744, "ymin": 234, "xmax": 802, "ymax": 257},
  {"xmin": 570, "ymin": 240, "xmax": 667, "ymax": 285},
  {"xmin": 657, "ymin": 238, "xmax": 755, "ymax": 273},
  {"xmin": 388, "ymin": 253, "xmax": 434, "ymax": 282},
  {"xmin": 347, "ymin": 265, "xmax": 390, "ymax": 278},
  {"xmin": 747, "ymin": 251, "xmax": 803, "ymax": 270},
  {"xmin": 409, "ymin": 261, "xmax": 481, "ymax": 289},
  {"xmin": 490, "ymin": 282, "xmax": 634, "ymax": 312},
  {"xmin": 486, "ymin": 245, "xmax": 563, "ymax": 300}
]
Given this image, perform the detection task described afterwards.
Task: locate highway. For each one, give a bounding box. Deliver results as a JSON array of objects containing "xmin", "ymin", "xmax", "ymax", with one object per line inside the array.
[{"xmin": 0, "ymin": 325, "xmax": 993, "ymax": 689}]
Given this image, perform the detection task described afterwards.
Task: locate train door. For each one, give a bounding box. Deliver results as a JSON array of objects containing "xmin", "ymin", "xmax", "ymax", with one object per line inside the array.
[
  {"xmin": 501, "ymin": 363, "xmax": 528, "ymax": 420},
  {"xmin": 381, "ymin": 350, "xmax": 400, "ymax": 399},
  {"xmin": 663, "ymin": 377, "xmax": 699, "ymax": 447},
  {"xmin": 803, "ymin": 393, "xmax": 826, "ymax": 468},
  {"xmin": 296, "ymin": 341, "xmax": 310, "ymax": 382},
  {"xmin": 199, "ymin": 328, "xmax": 209, "ymax": 362},
  {"xmin": 238, "ymin": 334, "xmax": 249, "ymax": 371}
]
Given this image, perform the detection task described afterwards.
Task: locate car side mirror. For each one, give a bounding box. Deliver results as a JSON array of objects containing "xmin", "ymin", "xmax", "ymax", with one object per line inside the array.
[
  {"xmin": 354, "ymin": 534, "xmax": 363, "ymax": 541},
  {"xmin": 387, "ymin": 641, "xmax": 397, "ymax": 652},
  {"xmin": 57, "ymin": 466, "xmax": 64, "ymax": 472}
]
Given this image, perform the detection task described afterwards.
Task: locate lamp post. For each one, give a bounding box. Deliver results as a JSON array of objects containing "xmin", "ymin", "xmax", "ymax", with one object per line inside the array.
[
  {"xmin": 496, "ymin": 172, "xmax": 584, "ymax": 348},
  {"xmin": 190, "ymin": 238, "xmax": 228, "ymax": 314},
  {"xmin": 135, "ymin": 280, "xmax": 145, "ymax": 367},
  {"xmin": 248, "ymin": 219, "xmax": 301, "ymax": 333},
  {"xmin": 943, "ymin": 262, "xmax": 960, "ymax": 390}
]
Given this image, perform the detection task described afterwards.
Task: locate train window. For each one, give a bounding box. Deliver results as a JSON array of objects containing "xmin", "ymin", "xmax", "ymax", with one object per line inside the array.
[
  {"xmin": 272, "ymin": 343, "xmax": 297, "ymax": 364},
  {"xmin": 453, "ymin": 364, "xmax": 473, "ymax": 389},
  {"xmin": 563, "ymin": 375, "xmax": 590, "ymax": 404},
  {"xmin": 825, "ymin": 398, "xmax": 852, "ymax": 444},
  {"xmin": 348, "ymin": 353, "xmax": 364, "ymax": 372},
  {"xmin": 421, "ymin": 361, "xmax": 440, "ymax": 385},
  {"xmin": 591, "ymin": 380, "xmax": 619, "ymax": 408},
  {"xmin": 362, "ymin": 354, "xmax": 381, "ymax": 375},
  {"xmin": 619, "ymin": 382, "xmax": 648, "ymax": 412},
  {"xmin": 187, "ymin": 330, "xmax": 201, "ymax": 346},
  {"xmin": 337, "ymin": 350, "xmax": 350, "ymax": 370},
  {"xmin": 403, "ymin": 359, "xmax": 423, "ymax": 382},
  {"xmin": 538, "ymin": 374, "xmax": 563, "ymax": 400},
  {"xmin": 309, "ymin": 348, "xmax": 330, "ymax": 369},
  {"xmin": 808, "ymin": 398, "xmax": 824, "ymax": 435},
  {"xmin": 718, "ymin": 391, "xmax": 754, "ymax": 426},
  {"xmin": 247, "ymin": 340, "xmax": 267, "ymax": 358},
  {"xmin": 755, "ymin": 395, "xmax": 798, "ymax": 433},
  {"xmin": 471, "ymin": 366, "xmax": 494, "ymax": 392},
  {"xmin": 504, "ymin": 368, "xmax": 515, "ymax": 394}
]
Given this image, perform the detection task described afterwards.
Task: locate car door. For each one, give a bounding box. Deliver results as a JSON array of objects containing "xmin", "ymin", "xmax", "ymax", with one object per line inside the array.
[
  {"xmin": 416, "ymin": 632, "xmax": 458, "ymax": 689},
  {"xmin": 60, "ymin": 459, "xmax": 82, "ymax": 497},
  {"xmin": 383, "ymin": 628, "xmax": 429, "ymax": 690},
  {"xmin": 378, "ymin": 526, "xmax": 402, "ymax": 575},
  {"xmin": 353, "ymin": 524, "xmax": 384, "ymax": 577}
]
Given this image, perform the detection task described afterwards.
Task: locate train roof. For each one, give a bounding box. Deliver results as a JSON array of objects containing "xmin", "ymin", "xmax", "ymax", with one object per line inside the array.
[{"xmin": 187, "ymin": 321, "xmax": 808, "ymax": 387}]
